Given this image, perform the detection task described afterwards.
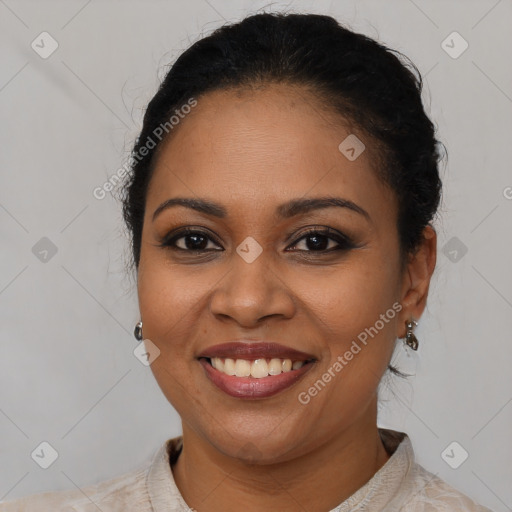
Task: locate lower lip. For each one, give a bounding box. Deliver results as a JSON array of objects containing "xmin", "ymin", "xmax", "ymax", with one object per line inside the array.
[{"xmin": 198, "ymin": 358, "xmax": 315, "ymax": 399}]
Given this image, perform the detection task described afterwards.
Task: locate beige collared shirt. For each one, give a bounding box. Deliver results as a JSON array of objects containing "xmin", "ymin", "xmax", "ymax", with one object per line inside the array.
[{"xmin": 0, "ymin": 429, "xmax": 493, "ymax": 511}]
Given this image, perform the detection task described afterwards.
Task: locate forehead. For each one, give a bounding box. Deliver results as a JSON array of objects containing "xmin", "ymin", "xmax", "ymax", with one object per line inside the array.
[{"xmin": 146, "ymin": 84, "xmax": 395, "ymax": 223}]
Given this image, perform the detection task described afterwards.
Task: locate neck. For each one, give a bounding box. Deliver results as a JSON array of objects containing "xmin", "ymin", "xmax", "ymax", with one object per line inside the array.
[{"xmin": 171, "ymin": 400, "xmax": 391, "ymax": 512}]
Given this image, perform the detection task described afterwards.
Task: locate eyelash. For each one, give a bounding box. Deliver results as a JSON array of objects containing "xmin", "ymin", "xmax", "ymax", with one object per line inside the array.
[{"xmin": 159, "ymin": 226, "xmax": 356, "ymax": 255}]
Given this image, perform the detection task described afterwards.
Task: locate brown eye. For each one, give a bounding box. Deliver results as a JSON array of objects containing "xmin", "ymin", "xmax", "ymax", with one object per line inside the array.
[
  {"xmin": 286, "ymin": 228, "xmax": 356, "ymax": 253},
  {"xmin": 159, "ymin": 226, "xmax": 356, "ymax": 256},
  {"xmin": 160, "ymin": 228, "xmax": 223, "ymax": 252}
]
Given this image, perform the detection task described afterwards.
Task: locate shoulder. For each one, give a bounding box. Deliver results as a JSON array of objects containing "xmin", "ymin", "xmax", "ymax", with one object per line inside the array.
[
  {"xmin": 399, "ymin": 462, "xmax": 495, "ymax": 512},
  {"xmin": 0, "ymin": 437, "xmax": 183, "ymax": 512},
  {"xmin": 0, "ymin": 466, "xmax": 149, "ymax": 511},
  {"xmin": 377, "ymin": 429, "xmax": 494, "ymax": 512}
]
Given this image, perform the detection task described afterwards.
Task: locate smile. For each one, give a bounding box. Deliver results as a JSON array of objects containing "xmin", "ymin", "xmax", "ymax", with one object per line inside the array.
[{"xmin": 198, "ymin": 356, "xmax": 316, "ymax": 399}]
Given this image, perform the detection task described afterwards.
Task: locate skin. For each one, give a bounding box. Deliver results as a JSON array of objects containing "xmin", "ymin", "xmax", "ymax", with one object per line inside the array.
[{"xmin": 136, "ymin": 83, "xmax": 437, "ymax": 512}]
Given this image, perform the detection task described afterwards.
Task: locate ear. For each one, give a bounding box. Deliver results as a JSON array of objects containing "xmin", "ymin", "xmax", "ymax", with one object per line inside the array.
[{"xmin": 397, "ymin": 225, "xmax": 437, "ymax": 337}]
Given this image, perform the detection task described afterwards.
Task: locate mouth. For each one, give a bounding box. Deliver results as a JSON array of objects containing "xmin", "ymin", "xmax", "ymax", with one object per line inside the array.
[{"xmin": 196, "ymin": 342, "xmax": 317, "ymax": 399}]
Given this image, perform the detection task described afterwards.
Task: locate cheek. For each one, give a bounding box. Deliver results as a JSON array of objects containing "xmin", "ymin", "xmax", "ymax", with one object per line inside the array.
[
  {"xmin": 136, "ymin": 257, "xmax": 210, "ymax": 410},
  {"xmin": 307, "ymin": 254, "xmax": 399, "ymax": 336},
  {"xmin": 295, "ymin": 268, "xmax": 399, "ymax": 430},
  {"xmin": 304, "ymin": 254, "xmax": 400, "ymax": 394},
  {"xmin": 136, "ymin": 247, "xmax": 204, "ymax": 351}
]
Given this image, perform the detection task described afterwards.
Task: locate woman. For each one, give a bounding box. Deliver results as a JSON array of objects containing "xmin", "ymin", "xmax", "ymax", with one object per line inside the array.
[{"xmin": 1, "ymin": 11, "xmax": 493, "ymax": 512}]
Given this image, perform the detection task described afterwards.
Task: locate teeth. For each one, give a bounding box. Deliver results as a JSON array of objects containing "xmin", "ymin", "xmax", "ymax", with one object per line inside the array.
[
  {"xmin": 268, "ymin": 358, "xmax": 283, "ymax": 375},
  {"xmin": 234, "ymin": 359, "xmax": 251, "ymax": 377},
  {"xmin": 210, "ymin": 357, "xmax": 306, "ymax": 378},
  {"xmin": 223, "ymin": 358, "xmax": 236, "ymax": 375},
  {"xmin": 250, "ymin": 359, "xmax": 269, "ymax": 378}
]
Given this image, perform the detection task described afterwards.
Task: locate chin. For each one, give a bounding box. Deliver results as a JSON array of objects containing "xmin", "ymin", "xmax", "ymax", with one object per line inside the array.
[{"xmin": 206, "ymin": 426, "xmax": 303, "ymax": 465}]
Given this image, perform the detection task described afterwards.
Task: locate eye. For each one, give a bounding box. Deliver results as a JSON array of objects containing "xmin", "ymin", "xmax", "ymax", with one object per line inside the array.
[
  {"xmin": 159, "ymin": 226, "xmax": 356, "ymax": 255},
  {"xmin": 286, "ymin": 227, "xmax": 355, "ymax": 253},
  {"xmin": 160, "ymin": 228, "xmax": 223, "ymax": 252}
]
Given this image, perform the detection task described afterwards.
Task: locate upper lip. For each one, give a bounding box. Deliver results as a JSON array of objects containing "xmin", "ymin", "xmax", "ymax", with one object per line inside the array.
[{"xmin": 198, "ymin": 342, "xmax": 316, "ymax": 361}]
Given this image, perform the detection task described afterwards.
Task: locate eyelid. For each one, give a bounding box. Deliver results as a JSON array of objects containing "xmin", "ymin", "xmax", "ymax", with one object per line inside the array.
[
  {"xmin": 160, "ymin": 226, "xmax": 223, "ymax": 249},
  {"xmin": 286, "ymin": 225, "xmax": 353, "ymax": 243},
  {"xmin": 160, "ymin": 225, "xmax": 356, "ymax": 253}
]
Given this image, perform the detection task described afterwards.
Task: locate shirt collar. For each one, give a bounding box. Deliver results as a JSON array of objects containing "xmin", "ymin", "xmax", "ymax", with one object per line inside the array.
[
  {"xmin": 146, "ymin": 435, "xmax": 189, "ymax": 511},
  {"xmin": 332, "ymin": 429, "xmax": 414, "ymax": 511},
  {"xmin": 146, "ymin": 428, "xmax": 413, "ymax": 512}
]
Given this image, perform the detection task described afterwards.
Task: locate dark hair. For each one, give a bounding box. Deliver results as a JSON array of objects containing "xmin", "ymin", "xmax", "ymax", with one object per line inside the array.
[{"xmin": 122, "ymin": 12, "xmax": 443, "ymax": 275}]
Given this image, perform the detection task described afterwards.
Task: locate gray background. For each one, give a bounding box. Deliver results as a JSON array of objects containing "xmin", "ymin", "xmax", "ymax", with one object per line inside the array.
[{"xmin": 1, "ymin": 0, "xmax": 511, "ymax": 510}]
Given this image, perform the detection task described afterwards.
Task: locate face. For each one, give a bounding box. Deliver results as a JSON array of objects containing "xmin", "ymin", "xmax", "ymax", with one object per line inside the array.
[{"xmin": 137, "ymin": 83, "xmax": 409, "ymax": 462}]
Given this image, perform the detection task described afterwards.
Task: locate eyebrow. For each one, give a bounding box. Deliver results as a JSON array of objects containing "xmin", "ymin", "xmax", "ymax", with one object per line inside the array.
[{"xmin": 152, "ymin": 196, "xmax": 371, "ymax": 222}]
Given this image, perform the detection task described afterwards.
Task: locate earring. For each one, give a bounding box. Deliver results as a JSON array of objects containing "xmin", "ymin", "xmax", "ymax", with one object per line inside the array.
[
  {"xmin": 134, "ymin": 321, "xmax": 143, "ymax": 341},
  {"xmin": 404, "ymin": 319, "xmax": 419, "ymax": 351}
]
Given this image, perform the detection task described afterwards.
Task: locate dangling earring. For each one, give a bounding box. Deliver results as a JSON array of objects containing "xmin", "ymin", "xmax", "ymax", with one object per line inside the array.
[
  {"xmin": 134, "ymin": 321, "xmax": 143, "ymax": 341},
  {"xmin": 404, "ymin": 319, "xmax": 419, "ymax": 350}
]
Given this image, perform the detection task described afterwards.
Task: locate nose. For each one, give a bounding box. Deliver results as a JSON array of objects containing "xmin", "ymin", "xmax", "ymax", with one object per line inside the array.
[{"xmin": 209, "ymin": 248, "xmax": 296, "ymax": 328}]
